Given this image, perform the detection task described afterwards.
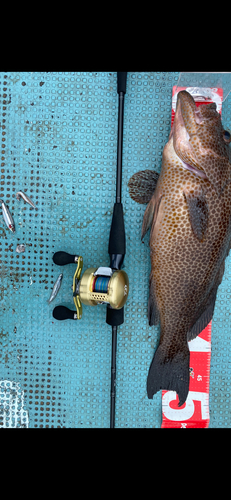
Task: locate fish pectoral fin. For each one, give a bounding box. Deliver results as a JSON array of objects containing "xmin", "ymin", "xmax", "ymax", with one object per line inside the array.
[
  {"xmin": 128, "ymin": 169, "xmax": 159, "ymax": 204},
  {"xmin": 183, "ymin": 189, "xmax": 208, "ymax": 242},
  {"xmin": 147, "ymin": 343, "xmax": 190, "ymax": 407},
  {"xmin": 141, "ymin": 193, "xmax": 162, "ymax": 240}
]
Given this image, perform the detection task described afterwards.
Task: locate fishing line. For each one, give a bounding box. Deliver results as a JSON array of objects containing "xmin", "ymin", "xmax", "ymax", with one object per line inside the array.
[{"xmin": 92, "ymin": 276, "xmax": 110, "ymax": 294}]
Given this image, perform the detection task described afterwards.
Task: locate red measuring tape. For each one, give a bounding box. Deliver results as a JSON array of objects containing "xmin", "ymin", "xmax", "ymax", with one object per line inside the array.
[{"xmin": 161, "ymin": 85, "xmax": 223, "ymax": 428}]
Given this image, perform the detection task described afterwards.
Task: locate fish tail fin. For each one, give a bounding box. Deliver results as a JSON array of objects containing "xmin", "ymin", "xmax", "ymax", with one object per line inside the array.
[{"xmin": 147, "ymin": 343, "xmax": 190, "ymax": 407}]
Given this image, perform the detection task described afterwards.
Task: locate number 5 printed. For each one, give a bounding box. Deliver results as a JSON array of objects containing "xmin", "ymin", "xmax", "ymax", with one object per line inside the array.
[{"xmin": 162, "ymin": 391, "xmax": 210, "ymax": 422}]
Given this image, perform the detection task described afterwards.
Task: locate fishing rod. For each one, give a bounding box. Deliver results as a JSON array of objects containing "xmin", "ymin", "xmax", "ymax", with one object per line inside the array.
[
  {"xmin": 106, "ymin": 72, "xmax": 127, "ymax": 427},
  {"xmin": 52, "ymin": 72, "xmax": 128, "ymax": 428}
]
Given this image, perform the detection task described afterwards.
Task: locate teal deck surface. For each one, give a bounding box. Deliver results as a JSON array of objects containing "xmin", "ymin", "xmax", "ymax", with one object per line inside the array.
[{"xmin": 1, "ymin": 72, "xmax": 231, "ymax": 427}]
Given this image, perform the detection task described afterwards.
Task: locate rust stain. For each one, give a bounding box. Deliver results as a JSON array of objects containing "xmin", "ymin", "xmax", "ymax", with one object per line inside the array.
[{"xmin": 0, "ymin": 329, "xmax": 9, "ymax": 343}]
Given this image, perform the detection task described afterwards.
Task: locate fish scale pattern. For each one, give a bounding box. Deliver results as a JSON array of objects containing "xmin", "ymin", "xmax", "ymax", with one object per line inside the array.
[{"xmin": 0, "ymin": 72, "xmax": 231, "ymax": 427}]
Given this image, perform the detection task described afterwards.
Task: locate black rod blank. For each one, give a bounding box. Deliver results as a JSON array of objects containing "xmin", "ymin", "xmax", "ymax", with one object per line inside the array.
[
  {"xmin": 116, "ymin": 92, "xmax": 125, "ymax": 203},
  {"xmin": 110, "ymin": 325, "xmax": 117, "ymax": 428}
]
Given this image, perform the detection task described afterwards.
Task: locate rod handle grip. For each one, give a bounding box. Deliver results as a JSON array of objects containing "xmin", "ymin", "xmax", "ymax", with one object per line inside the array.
[
  {"xmin": 108, "ymin": 203, "xmax": 125, "ymax": 259},
  {"xmin": 53, "ymin": 305, "xmax": 77, "ymax": 320},
  {"xmin": 117, "ymin": 72, "xmax": 127, "ymax": 94},
  {"xmin": 106, "ymin": 306, "xmax": 124, "ymax": 326},
  {"xmin": 53, "ymin": 251, "xmax": 78, "ymax": 266}
]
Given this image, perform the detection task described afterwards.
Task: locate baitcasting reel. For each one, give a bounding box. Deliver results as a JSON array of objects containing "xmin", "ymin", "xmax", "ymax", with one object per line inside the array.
[{"xmin": 52, "ymin": 251, "xmax": 129, "ymax": 321}]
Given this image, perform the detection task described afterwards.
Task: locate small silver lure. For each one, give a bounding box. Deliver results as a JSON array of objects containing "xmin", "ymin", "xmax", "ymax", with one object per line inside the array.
[
  {"xmin": 16, "ymin": 191, "xmax": 37, "ymax": 209},
  {"xmin": 48, "ymin": 273, "xmax": 63, "ymax": 304},
  {"xmin": 0, "ymin": 199, "xmax": 15, "ymax": 233},
  {"xmin": 16, "ymin": 244, "xmax": 26, "ymax": 253}
]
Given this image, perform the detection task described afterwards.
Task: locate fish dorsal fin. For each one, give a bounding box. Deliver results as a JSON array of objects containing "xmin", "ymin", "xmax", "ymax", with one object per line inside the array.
[
  {"xmin": 128, "ymin": 169, "xmax": 159, "ymax": 204},
  {"xmin": 183, "ymin": 188, "xmax": 208, "ymax": 242}
]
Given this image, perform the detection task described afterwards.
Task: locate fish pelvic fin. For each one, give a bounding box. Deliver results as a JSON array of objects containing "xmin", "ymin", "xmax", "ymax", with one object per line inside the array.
[
  {"xmin": 147, "ymin": 343, "xmax": 190, "ymax": 407},
  {"xmin": 128, "ymin": 169, "xmax": 159, "ymax": 204}
]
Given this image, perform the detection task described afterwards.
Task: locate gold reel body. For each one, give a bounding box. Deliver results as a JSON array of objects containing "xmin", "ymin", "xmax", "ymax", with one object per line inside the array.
[{"xmin": 73, "ymin": 257, "xmax": 129, "ymax": 319}]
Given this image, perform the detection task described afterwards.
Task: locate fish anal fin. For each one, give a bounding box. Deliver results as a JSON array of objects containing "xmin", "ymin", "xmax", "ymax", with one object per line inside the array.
[
  {"xmin": 128, "ymin": 169, "xmax": 159, "ymax": 204},
  {"xmin": 187, "ymin": 291, "xmax": 216, "ymax": 341},
  {"xmin": 226, "ymin": 237, "xmax": 231, "ymax": 258},
  {"xmin": 183, "ymin": 189, "xmax": 208, "ymax": 242},
  {"xmin": 141, "ymin": 194, "xmax": 162, "ymax": 241},
  {"xmin": 187, "ymin": 260, "xmax": 225, "ymax": 341}
]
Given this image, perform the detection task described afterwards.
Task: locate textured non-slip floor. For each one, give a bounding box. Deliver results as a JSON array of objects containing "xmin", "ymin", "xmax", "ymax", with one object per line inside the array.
[{"xmin": 1, "ymin": 72, "xmax": 231, "ymax": 427}]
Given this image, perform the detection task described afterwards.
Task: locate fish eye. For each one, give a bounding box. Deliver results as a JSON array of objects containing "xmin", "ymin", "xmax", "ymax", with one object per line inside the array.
[{"xmin": 223, "ymin": 130, "xmax": 231, "ymax": 143}]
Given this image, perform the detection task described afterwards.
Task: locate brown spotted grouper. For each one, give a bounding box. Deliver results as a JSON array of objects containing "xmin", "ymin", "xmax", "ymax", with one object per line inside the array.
[{"xmin": 128, "ymin": 90, "xmax": 231, "ymax": 406}]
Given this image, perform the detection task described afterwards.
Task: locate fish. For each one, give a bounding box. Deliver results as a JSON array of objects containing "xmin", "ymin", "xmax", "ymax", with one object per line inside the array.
[
  {"xmin": 16, "ymin": 191, "xmax": 37, "ymax": 209},
  {"xmin": 0, "ymin": 199, "xmax": 15, "ymax": 233},
  {"xmin": 16, "ymin": 244, "xmax": 26, "ymax": 253},
  {"xmin": 128, "ymin": 90, "xmax": 231, "ymax": 406},
  {"xmin": 48, "ymin": 273, "xmax": 63, "ymax": 304}
]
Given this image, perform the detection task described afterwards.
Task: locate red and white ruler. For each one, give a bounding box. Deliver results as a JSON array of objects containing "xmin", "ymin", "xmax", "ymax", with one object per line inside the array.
[{"xmin": 161, "ymin": 85, "xmax": 223, "ymax": 428}]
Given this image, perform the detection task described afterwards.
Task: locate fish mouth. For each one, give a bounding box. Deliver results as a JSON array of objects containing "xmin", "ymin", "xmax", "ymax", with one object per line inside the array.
[{"xmin": 172, "ymin": 91, "xmax": 208, "ymax": 181}]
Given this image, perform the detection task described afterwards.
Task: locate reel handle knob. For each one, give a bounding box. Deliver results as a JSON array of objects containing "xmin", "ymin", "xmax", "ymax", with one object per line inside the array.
[
  {"xmin": 53, "ymin": 305, "xmax": 77, "ymax": 320},
  {"xmin": 53, "ymin": 251, "xmax": 78, "ymax": 266}
]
